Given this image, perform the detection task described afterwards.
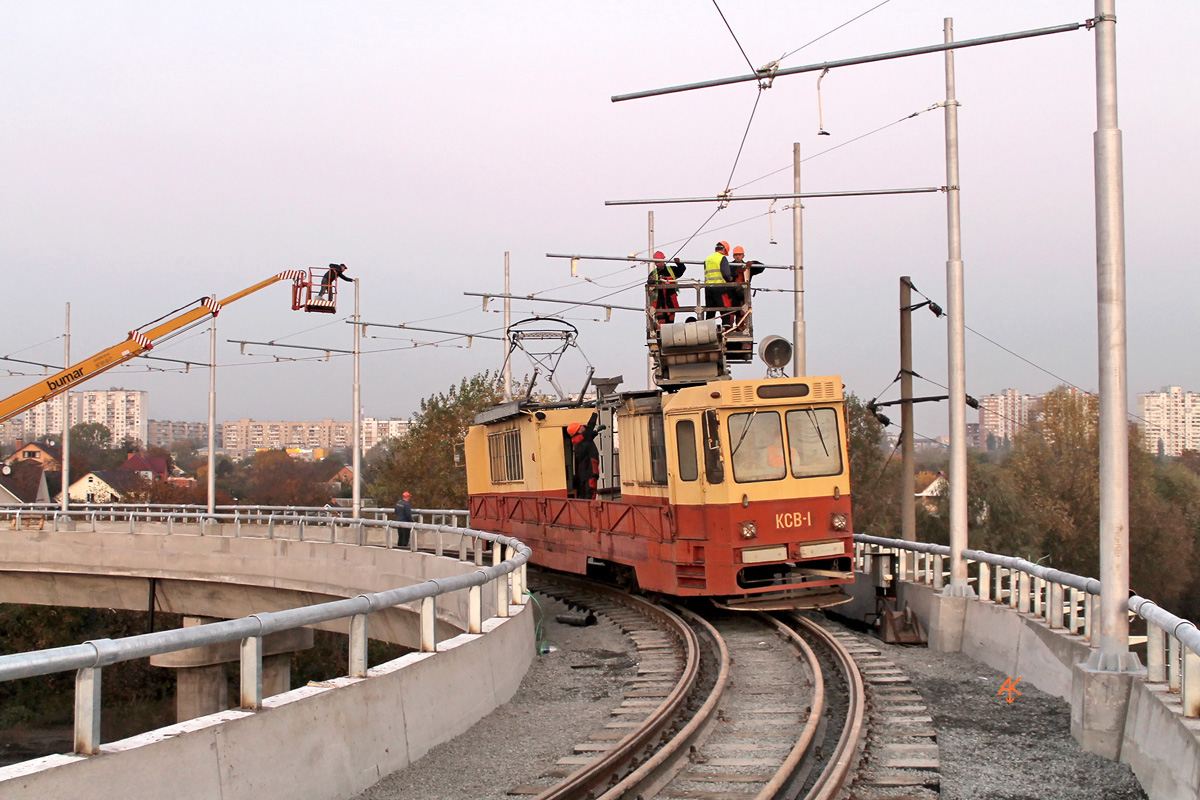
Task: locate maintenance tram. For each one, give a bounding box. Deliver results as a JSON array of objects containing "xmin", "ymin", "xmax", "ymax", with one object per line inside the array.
[{"xmin": 465, "ymin": 271, "xmax": 854, "ymax": 610}]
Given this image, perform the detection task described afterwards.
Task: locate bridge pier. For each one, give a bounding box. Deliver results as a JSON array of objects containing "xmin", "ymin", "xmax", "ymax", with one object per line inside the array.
[
  {"xmin": 1071, "ymin": 663, "xmax": 1140, "ymax": 760},
  {"xmin": 150, "ymin": 616, "xmax": 314, "ymax": 722}
]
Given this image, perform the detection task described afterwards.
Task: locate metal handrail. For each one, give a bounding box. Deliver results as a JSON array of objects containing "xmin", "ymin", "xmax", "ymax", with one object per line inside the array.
[
  {"xmin": 0, "ymin": 509, "xmax": 530, "ymax": 754},
  {"xmin": 853, "ymin": 532, "xmax": 1200, "ymax": 717}
]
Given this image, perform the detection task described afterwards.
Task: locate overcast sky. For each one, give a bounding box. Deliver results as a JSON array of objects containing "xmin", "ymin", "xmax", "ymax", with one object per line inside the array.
[{"xmin": 2, "ymin": 1, "xmax": 1195, "ymax": 442}]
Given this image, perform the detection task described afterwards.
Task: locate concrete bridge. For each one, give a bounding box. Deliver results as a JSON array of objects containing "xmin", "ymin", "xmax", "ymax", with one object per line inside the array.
[
  {"xmin": 0, "ymin": 507, "xmax": 1198, "ymax": 799},
  {"xmin": 0, "ymin": 506, "xmax": 535, "ymax": 800}
]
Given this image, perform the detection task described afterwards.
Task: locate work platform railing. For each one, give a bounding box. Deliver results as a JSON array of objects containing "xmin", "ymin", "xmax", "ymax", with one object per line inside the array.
[
  {"xmin": 0, "ymin": 501, "xmax": 469, "ymax": 527},
  {"xmin": 854, "ymin": 533, "xmax": 1200, "ymax": 718},
  {"xmin": 0, "ymin": 506, "xmax": 529, "ymax": 757}
]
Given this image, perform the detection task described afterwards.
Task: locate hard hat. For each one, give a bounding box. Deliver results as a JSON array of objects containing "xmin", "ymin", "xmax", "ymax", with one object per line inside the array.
[
  {"xmin": 732, "ymin": 246, "xmax": 745, "ymax": 256},
  {"xmin": 653, "ymin": 251, "xmax": 665, "ymax": 260},
  {"xmin": 717, "ymin": 241, "xmax": 728, "ymax": 252},
  {"xmin": 567, "ymin": 422, "xmax": 582, "ymax": 436}
]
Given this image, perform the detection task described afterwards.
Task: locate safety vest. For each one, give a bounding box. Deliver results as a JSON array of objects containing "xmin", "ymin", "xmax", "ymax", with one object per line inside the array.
[
  {"xmin": 705, "ymin": 252, "xmax": 726, "ymax": 284},
  {"xmin": 652, "ymin": 262, "xmax": 677, "ymax": 283}
]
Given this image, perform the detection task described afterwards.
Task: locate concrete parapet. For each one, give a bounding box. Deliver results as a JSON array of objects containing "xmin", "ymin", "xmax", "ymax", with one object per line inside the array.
[
  {"xmin": 1072, "ymin": 662, "xmax": 1140, "ymax": 760},
  {"xmin": 1122, "ymin": 682, "xmax": 1200, "ymax": 799},
  {"xmin": 0, "ymin": 607, "xmax": 534, "ymax": 800}
]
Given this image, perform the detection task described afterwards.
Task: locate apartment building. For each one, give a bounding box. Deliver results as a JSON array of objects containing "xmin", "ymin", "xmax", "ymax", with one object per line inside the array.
[
  {"xmin": 1138, "ymin": 386, "xmax": 1200, "ymax": 457},
  {"xmin": 978, "ymin": 389, "xmax": 1036, "ymax": 447},
  {"xmin": 147, "ymin": 420, "xmax": 214, "ymax": 449},
  {"xmin": 77, "ymin": 389, "xmax": 148, "ymax": 446},
  {"xmin": 221, "ymin": 416, "xmax": 410, "ymax": 457}
]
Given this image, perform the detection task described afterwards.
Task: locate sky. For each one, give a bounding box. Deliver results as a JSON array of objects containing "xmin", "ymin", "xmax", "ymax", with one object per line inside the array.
[{"xmin": 2, "ymin": 1, "xmax": 1196, "ymax": 442}]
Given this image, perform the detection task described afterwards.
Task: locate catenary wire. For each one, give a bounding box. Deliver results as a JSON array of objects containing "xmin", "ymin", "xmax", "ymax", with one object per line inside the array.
[
  {"xmin": 776, "ymin": 0, "xmax": 894, "ymax": 63},
  {"xmin": 711, "ymin": 0, "xmax": 758, "ymax": 74}
]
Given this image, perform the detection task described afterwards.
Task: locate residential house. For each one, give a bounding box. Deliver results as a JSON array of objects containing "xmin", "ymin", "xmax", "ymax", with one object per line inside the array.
[
  {"xmin": 0, "ymin": 461, "xmax": 50, "ymax": 504},
  {"xmin": 66, "ymin": 471, "xmax": 147, "ymax": 503},
  {"xmin": 118, "ymin": 452, "xmax": 169, "ymax": 483},
  {"xmin": 3, "ymin": 441, "xmax": 62, "ymax": 472}
]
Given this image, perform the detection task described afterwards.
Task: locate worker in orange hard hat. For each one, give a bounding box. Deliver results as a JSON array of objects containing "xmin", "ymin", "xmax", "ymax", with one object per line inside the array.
[
  {"xmin": 727, "ymin": 246, "xmax": 765, "ymax": 329},
  {"xmin": 567, "ymin": 415, "xmax": 602, "ymax": 499},
  {"xmin": 647, "ymin": 250, "xmax": 687, "ymax": 325}
]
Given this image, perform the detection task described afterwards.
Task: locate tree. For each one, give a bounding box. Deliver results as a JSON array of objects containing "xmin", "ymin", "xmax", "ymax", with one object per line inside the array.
[
  {"xmin": 369, "ymin": 372, "xmax": 504, "ymax": 510},
  {"xmin": 844, "ymin": 393, "xmax": 901, "ymax": 538},
  {"xmin": 244, "ymin": 450, "xmax": 330, "ymax": 506}
]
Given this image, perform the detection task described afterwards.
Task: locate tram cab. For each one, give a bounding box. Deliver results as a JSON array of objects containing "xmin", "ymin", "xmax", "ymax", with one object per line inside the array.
[{"xmin": 466, "ymin": 374, "xmax": 855, "ymax": 609}]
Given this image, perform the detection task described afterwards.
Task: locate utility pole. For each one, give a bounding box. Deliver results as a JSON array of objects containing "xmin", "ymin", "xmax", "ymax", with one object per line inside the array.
[
  {"xmin": 503, "ymin": 252, "xmax": 512, "ymax": 402},
  {"xmin": 900, "ymin": 279, "xmax": 915, "ymax": 543},
  {"xmin": 206, "ymin": 304, "xmax": 216, "ymax": 515},
  {"xmin": 792, "ymin": 143, "xmax": 805, "ymax": 376},
  {"xmin": 61, "ymin": 303, "xmax": 70, "ymax": 512},
  {"xmin": 942, "ymin": 19, "xmax": 972, "ymax": 598},
  {"xmin": 1090, "ymin": 0, "xmax": 1136, "ymax": 673},
  {"xmin": 352, "ymin": 279, "xmax": 362, "ymax": 519},
  {"xmin": 647, "ymin": 211, "xmax": 655, "ymax": 388}
]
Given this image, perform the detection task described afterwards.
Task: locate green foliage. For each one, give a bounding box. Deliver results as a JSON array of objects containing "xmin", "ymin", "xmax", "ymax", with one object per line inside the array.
[
  {"xmin": 850, "ymin": 385, "xmax": 1200, "ymax": 619},
  {"xmin": 845, "ymin": 393, "xmax": 900, "ymax": 538},
  {"xmin": 369, "ymin": 372, "xmax": 504, "ymax": 510}
]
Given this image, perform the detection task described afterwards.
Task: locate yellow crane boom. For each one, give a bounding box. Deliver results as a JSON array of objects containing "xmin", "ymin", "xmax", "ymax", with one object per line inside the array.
[{"xmin": 0, "ymin": 269, "xmax": 309, "ymax": 424}]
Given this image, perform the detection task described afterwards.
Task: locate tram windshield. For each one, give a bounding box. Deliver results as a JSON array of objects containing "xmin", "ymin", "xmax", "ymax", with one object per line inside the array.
[
  {"xmin": 786, "ymin": 408, "xmax": 842, "ymax": 477},
  {"xmin": 729, "ymin": 411, "xmax": 786, "ymax": 483}
]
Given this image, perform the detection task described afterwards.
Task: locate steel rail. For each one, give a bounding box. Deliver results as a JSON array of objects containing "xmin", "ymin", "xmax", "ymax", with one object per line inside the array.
[
  {"xmin": 530, "ymin": 577, "xmax": 700, "ymax": 800},
  {"xmin": 756, "ymin": 612, "xmax": 827, "ymax": 799},
  {"xmin": 790, "ymin": 615, "xmax": 866, "ymax": 800},
  {"xmin": 596, "ymin": 605, "xmax": 731, "ymax": 800}
]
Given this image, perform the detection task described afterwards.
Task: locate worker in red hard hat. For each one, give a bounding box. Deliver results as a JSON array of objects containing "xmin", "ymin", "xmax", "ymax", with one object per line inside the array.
[
  {"xmin": 647, "ymin": 250, "xmax": 687, "ymax": 325},
  {"xmin": 567, "ymin": 415, "xmax": 602, "ymax": 500},
  {"xmin": 727, "ymin": 246, "xmax": 765, "ymax": 329}
]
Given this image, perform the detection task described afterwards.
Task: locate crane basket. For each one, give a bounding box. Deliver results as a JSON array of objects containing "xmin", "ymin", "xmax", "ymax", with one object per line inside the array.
[{"xmin": 292, "ymin": 267, "xmax": 341, "ymax": 314}]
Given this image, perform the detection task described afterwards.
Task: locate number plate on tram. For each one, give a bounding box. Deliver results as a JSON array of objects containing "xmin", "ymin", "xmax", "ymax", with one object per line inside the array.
[{"xmin": 741, "ymin": 545, "xmax": 788, "ymax": 564}]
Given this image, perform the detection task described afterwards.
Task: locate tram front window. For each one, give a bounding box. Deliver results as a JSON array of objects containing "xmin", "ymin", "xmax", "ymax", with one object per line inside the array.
[
  {"xmin": 729, "ymin": 411, "xmax": 786, "ymax": 483},
  {"xmin": 786, "ymin": 408, "xmax": 842, "ymax": 478}
]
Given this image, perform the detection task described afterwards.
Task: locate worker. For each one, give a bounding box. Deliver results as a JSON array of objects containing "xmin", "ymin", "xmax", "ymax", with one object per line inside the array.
[
  {"xmin": 703, "ymin": 242, "xmax": 733, "ymax": 323},
  {"xmin": 567, "ymin": 415, "xmax": 602, "ymax": 499},
  {"xmin": 728, "ymin": 246, "xmax": 765, "ymax": 328},
  {"xmin": 647, "ymin": 251, "xmax": 687, "ymax": 325},
  {"xmin": 318, "ymin": 263, "xmax": 351, "ymax": 300},
  {"xmin": 393, "ymin": 490, "xmax": 414, "ymax": 547}
]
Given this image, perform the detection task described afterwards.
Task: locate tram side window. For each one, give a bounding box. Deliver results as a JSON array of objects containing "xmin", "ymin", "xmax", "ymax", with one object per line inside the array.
[
  {"xmin": 648, "ymin": 415, "xmax": 668, "ymax": 485},
  {"xmin": 785, "ymin": 408, "xmax": 842, "ymax": 478},
  {"xmin": 676, "ymin": 419, "xmax": 698, "ymax": 482},
  {"xmin": 487, "ymin": 429, "xmax": 523, "ymax": 483},
  {"xmin": 729, "ymin": 411, "xmax": 786, "ymax": 483},
  {"xmin": 702, "ymin": 409, "xmax": 724, "ymax": 484}
]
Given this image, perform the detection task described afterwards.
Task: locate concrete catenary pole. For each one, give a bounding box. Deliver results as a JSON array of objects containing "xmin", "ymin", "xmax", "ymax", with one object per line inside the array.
[
  {"xmin": 942, "ymin": 19, "xmax": 972, "ymax": 597},
  {"xmin": 61, "ymin": 303, "xmax": 70, "ymax": 512},
  {"xmin": 352, "ymin": 278, "xmax": 362, "ymax": 519},
  {"xmin": 1090, "ymin": 0, "xmax": 1135, "ymax": 671},
  {"xmin": 207, "ymin": 305, "xmax": 216, "ymax": 515},
  {"xmin": 503, "ymin": 252, "xmax": 512, "ymax": 402},
  {"xmin": 900, "ymin": 279, "xmax": 915, "ymax": 543},
  {"xmin": 647, "ymin": 211, "xmax": 655, "ymax": 388},
  {"xmin": 792, "ymin": 143, "xmax": 805, "ymax": 376}
]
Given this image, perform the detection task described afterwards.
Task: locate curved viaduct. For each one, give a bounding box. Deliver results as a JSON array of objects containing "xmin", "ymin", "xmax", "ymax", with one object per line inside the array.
[{"xmin": 0, "ymin": 515, "xmax": 534, "ymax": 800}]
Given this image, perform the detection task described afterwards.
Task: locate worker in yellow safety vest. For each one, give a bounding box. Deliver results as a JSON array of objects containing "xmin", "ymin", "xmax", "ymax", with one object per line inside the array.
[{"xmin": 704, "ymin": 241, "xmax": 733, "ymax": 322}]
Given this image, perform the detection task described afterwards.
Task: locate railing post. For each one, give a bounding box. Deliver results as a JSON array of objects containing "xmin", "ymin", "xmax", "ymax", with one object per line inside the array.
[
  {"xmin": 474, "ymin": 537, "xmax": 484, "ymax": 566},
  {"xmin": 1146, "ymin": 624, "xmax": 1165, "ymax": 683},
  {"xmin": 1033, "ymin": 577, "xmax": 1044, "ymax": 616},
  {"xmin": 494, "ymin": 544, "xmax": 509, "ymax": 618},
  {"xmin": 507, "ymin": 546, "xmax": 520, "ymax": 604},
  {"xmin": 74, "ymin": 666, "xmax": 102, "ymax": 755},
  {"xmin": 240, "ymin": 636, "xmax": 263, "ymax": 709},
  {"xmin": 896, "ymin": 550, "xmax": 907, "ymax": 583},
  {"xmin": 435, "ymin": 529, "xmax": 444, "ymax": 558},
  {"xmin": 420, "ymin": 596, "xmax": 436, "ymax": 652},
  {"xmin": 298, "ymin": 518, "xmax": 305, "ymax": 541},
  {"xmin": 978, "ymin": 562, "xmax": 991, "ymax": 602},
  {"xmin": 469, "ymin": 585, "xmax": 483, "ymax": 634},
  {"xmin": 1069, "ymin": 588, "xmax": 1081, "ymax": 634},
  {"xmin": 1185, "ymin": 649, "xmax": 1200, "ymax": 718},
  {"xmin": 1049, "ymin": 582, "xmax": 1064, "ymax": 629},
  {"xmin": 1085, "ymin": 593, "xmax": 1095, "ymax": 642},
  {"xmin": 1169, "ymin": 636, "xmax": 1181, "ymax": 692},
  {"xmin": 932, "ymin": 554, "xmax": 944, "ymax": 590},
  {"xmin": 1007, "ymin": 570, "xmax": 1017, "ymax": 609},
  {"xmin": 268, "ymin": 514, "xmax": 276, "ymax": 539},
  {"xmin": 349, "ymin": 613, "xmax": 369, "ymax": 678}
]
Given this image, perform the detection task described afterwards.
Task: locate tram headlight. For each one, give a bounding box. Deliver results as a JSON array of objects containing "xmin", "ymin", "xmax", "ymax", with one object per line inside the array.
[
  {"xmin": 830, "ymin": 513, "xmax": 848, "ymax": 531},
  {"xmin": 739, "ymin": 521, "xmax": 757, "ymax": 540}
]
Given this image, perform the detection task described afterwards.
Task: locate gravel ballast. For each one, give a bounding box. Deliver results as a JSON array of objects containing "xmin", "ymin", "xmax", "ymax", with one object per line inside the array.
[
  {"xmin": 858, "ymin": 630, "xmax": 1148, "ymax": 800},
  {"xmin": 351, "ymin": 595, "xmax": 1149, "ymax": 800}
]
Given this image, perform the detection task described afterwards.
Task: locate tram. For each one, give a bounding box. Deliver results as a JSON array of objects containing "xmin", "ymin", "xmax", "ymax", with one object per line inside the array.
[{"xmin": 465, "ymin": 274, "xmax": 854, "ymax": 610}]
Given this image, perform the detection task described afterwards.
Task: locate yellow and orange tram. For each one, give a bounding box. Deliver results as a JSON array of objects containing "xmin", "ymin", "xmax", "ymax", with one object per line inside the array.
[{"xmin": 466, "ymin": 375, "xmax": 854, "ymax": 609}]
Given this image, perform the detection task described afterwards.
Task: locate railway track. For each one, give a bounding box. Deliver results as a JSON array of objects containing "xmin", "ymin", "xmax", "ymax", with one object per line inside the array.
[{"xmin": 524, "ymin": 574, "xmax": 866, "ymax": 800}]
